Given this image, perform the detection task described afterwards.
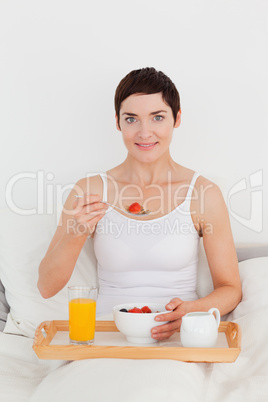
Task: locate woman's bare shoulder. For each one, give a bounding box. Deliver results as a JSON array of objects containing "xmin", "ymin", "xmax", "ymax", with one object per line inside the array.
[
  {"xmin": 75, "ymin": 174, "xmax": 104, "ymax": 198},
  {"xmin": 195, "ymin": 175, "xmax": 222, "ymax": 195},
  {"xmin": 194, "ymin": 175, "xmax": 226, "ymax": 219}
]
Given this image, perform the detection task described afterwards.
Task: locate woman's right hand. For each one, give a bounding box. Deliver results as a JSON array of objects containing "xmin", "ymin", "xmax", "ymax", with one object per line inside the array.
[
  {"xmin": 38, "ymin": 180, "xmax": 107, "ymax": 298},
  {"xmin": 70, "ymin": 193, "xmax": 108, "ymax": 237}
]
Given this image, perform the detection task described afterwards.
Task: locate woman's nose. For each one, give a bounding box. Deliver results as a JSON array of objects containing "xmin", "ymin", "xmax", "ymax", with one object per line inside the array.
[{"xmin": 137, "ymin": 122, "xmax": 153, "ymax": 139}]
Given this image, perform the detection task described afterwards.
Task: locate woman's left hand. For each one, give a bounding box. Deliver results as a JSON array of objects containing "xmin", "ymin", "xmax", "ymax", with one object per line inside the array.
[{"xmin": 151, "ymin": 298, "xmax": 189, "ymax": 340}]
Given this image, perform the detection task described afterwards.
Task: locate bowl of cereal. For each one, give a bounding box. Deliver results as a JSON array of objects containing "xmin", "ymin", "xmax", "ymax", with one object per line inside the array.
[{"xmin": 113, "ymin": 303, "xmax": 169, "ymax": 344}]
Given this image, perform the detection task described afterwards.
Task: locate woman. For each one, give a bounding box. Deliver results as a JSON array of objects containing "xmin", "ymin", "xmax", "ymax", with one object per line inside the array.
[{"xmin": 38, "ymin": 67, "xmax": 242, "ymax": 341}]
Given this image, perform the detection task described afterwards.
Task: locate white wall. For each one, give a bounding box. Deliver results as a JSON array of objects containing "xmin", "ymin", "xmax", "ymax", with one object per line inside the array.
[{"xmin": 0, "ymin": 0, "xmax": 267, "ymax": 243}]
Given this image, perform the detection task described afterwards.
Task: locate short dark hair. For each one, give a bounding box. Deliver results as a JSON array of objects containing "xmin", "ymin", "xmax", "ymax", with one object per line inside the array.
[{"xmin": 114, "ymin": 67, "xmax": 181, "ymax": 129}]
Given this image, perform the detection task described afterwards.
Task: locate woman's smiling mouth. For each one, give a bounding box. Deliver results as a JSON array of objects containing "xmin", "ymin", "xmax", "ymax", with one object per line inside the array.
[{"xmin": 135, "ymin": 142, "xmax": 158, "ymax": 150}]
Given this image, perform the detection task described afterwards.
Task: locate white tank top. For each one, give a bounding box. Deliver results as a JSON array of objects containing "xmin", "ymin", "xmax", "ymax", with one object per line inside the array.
[{"xmin": 93, "ymin": 172, "xmax": 201, "ymax": 316}]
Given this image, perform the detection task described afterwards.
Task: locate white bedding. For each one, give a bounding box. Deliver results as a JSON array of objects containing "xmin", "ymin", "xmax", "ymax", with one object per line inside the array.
[{"xmin": 0, "ymin": 257, "xmax": 267, "ymax": 402}]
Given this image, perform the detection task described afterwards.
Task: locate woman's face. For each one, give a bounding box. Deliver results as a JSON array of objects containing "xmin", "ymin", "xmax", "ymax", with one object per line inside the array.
[{"xmin": 116, "ymin": 93, "xmax": 181, "ymax": 163}]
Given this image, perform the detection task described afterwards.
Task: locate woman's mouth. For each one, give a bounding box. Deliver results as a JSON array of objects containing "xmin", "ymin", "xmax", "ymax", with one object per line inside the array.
[{"xmin": 135, "ymin": 142, "xmax": 158, "ymax": 150}]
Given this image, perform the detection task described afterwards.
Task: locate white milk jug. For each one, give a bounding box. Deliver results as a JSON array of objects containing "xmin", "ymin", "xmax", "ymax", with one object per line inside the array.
[{"xmin": 180, "ymin": 308, "xmax": 220, "ymax": 348}]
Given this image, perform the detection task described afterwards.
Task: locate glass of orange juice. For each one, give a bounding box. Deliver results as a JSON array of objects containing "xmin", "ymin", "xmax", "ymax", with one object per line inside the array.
[{"xmin": 68, "ymin": 286, "xmax": 97, "ymax": 345}]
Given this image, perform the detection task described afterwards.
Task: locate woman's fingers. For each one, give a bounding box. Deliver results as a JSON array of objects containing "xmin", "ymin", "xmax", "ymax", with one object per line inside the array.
[
  {"xmin": 154, "ymin": 319, "xmax": 181, "ymax": 333},
  {"xmin": 72, "ymin": 194, "xmax": 108, "ymax": 218},
  {"xmin": 155, "ymin": 298, "xmax": 185, "ymax": 322},
  {"xmin": 72, "ymin": 194, "xmax": 102, "ymax": 213},
  {"xmin": 151, "ymin": 319, "xmax": 182, "ymax": 340},
  {"xmin": 72, "ymin": 213, "xmax": 106, "ymax": 236},
  {"xmin": 74, "ymin": 208, "xmax": 108, "ymax": 224},
  {"xmin": 155, "ymin": 310, "xmax": 179, "ymax": 323},
  {"xmin": 70, "ymin": 193, "xmax": 108, "ymax": 236},
  {"xmin": 74, "ymin": 209, "xmax": 107, "ymax": 232},
  {"xmin": 151, "ymin": 297, "xmax": 187, "ymax": 340},
  {"xmin": 166, "ymin": 297, "xmax": 184, "ymax": 311}
]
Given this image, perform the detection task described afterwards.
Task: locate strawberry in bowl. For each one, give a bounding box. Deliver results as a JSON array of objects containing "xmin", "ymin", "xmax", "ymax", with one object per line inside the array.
[
  {"xmin": 113, "ymin": 303, "xmax": 169, "ymax": 344},
  {"xmin": 120, "ymin": 306, "xmax": 152, "ymax": 314}
]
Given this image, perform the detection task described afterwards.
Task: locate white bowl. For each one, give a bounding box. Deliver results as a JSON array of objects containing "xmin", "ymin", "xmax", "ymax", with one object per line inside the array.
[{"xmin": 113, "ymin": 303, "xmax": 169, "ymax": 344}]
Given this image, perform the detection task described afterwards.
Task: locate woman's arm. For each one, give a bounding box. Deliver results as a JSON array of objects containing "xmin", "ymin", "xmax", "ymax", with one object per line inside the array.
[
  {"xmin": 152, "ymin": 181, "xmax": 242, "ymax": 340},
  {"xmin": 37, "ymin": 177, "xmax": 107, "ymax": 299},
  {"xmin": 188, "ymin": 183, "xmax": 242, "ymax": 313}
]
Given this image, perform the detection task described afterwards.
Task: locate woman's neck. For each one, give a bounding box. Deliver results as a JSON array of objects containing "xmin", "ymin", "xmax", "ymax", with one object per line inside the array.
[{"xmin": 116, "ymin": 153, "xmax": 180, "ymax": 186}]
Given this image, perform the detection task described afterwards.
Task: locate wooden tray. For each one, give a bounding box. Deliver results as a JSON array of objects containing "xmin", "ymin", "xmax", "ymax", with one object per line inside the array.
[{"xmin": 33, "ymin": 320, "xmax": 241, "ymax": 363}]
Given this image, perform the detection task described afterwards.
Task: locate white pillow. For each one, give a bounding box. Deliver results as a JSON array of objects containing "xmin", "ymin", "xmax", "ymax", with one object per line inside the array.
[
  {"xmin": 0, "ymin": 209, "xmax": 97, "ymax": 337},
  {"xmin": 228, "ymin": 257, "xmax": 268, "ymax": 321},
  {"xmin": 197, "ymin": 244, "xmax": 268, "ymax": 321}
]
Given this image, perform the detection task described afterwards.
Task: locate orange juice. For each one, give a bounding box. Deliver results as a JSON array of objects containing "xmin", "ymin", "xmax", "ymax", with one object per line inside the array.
[{"xmin": 69, "ymin": 298, "xmax": 96, "ymax": 342}]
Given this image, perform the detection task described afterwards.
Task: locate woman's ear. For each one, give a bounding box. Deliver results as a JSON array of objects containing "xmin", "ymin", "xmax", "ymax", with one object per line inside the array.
[
  {"xmin": 115, "ymin": 114, "xmax": 121, "ymax": 131},
  {"xmin": 174, "ymin": 109, "xmax": 181, "ymax": 128}
]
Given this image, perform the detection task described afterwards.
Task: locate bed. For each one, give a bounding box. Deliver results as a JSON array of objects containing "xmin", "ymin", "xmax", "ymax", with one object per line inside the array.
[{"xmin": 0, "ymin": 207, "xmax": 268, "ymax": 402}]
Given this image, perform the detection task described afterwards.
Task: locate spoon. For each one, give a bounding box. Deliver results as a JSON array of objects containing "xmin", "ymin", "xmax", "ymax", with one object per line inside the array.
[{"xmin": 74, "ymin": 195, "xmax": 150, "ymax": 216}]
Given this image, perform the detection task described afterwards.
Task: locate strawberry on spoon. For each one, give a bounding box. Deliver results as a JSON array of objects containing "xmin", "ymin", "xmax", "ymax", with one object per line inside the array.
[{"xmin": 128, "ymin": 202, "xmax": 142, "ymax": 214}]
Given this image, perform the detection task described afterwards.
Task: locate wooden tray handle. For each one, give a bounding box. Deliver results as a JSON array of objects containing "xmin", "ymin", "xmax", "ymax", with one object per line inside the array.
[
  {"xmin": 230, "ymin": 328, "xmax": 238, "ymax": 341},
  {"xmin": 226, "ymin": 322, "xmax": 242, "ymax": 349},
  {"xmin": 33, "ymin": 321, "xmax": 51, "ymax": 346}
]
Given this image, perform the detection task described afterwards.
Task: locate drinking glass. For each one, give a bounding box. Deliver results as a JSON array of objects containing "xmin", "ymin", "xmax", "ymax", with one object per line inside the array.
[{"xmin": 68, "ymin": 286, "xmax": 97, "ymax": 345}]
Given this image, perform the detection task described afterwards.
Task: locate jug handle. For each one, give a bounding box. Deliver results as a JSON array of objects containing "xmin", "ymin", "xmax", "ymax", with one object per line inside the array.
[{"xmin": 208, "ymin": 308, "xmax": 220, "ymax": 328}]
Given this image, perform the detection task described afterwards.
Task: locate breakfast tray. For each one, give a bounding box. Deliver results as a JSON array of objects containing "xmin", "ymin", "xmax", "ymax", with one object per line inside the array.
[{"xmin": 33, "ymin": 320, "xmax": 241, "ymax": 363}]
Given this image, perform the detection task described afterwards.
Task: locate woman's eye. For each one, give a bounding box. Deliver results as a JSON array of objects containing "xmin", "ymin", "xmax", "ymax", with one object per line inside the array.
[
  {"xmin": 155, "ymin": 115, "xmax": 164, "ymax": 121},
  {"xmin": 126, "ymin": 117, "xmax": 136, "ymax": 123}
]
